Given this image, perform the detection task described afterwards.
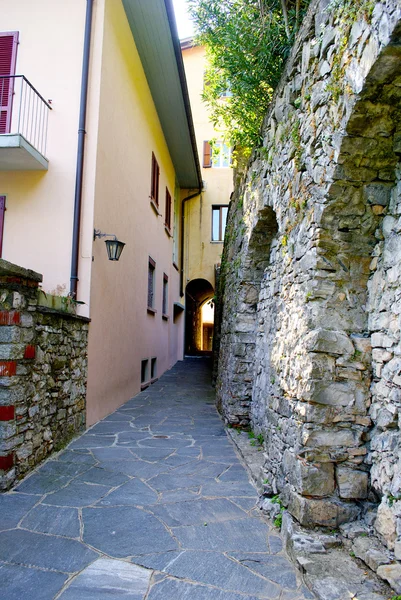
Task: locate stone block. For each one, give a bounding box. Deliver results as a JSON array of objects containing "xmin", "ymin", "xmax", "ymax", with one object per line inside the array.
[
  {"xmin": 363, "ymin": 183, "xmax": 392, "ymax": 206},
  {"xmin": 377, "ymin": 563, "xmax": 401, "ymax": 593},
  {"xmin": 302, "ymin": 427, "xmax": 361, "ymax": 448},
  {"xmin": 336, "ymin": 467, "xmax": 368, "ymax": 499},
  {"xmin": 371, "ymin": 332, "xmax": 394, "ymax": 348},
  {"xmin": 352, "ymin": 536, "xmax": 391, "ymax": 571},
  {"xmin": 283, "ymin": 486, "xmax": 360, "ymax": 527},
  {"xmin": 305, "ymin": 329, "xmax": 354, "ymax": 356},
  {"xmin": 375, "ymin": 501, "xmax": 397, "ymax": 549},
  {"xmin": 284, "ymin": 451, "xmax": 335, "ymax": 497},
  {"xmin": 306, "ymin": 381, "xmax": 356, "ymax": 407}
]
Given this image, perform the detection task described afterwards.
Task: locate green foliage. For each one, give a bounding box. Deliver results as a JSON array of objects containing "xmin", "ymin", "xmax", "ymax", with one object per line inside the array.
[
  {"xmin": 325, "ymin": 0, "xmax": 375, "ymax": 101},
  {"xmin": 248, "ymin": 430, "xmax": 264, "ymax": 446},
  {"xmin": 188, "ymin": 0, "xmax": 310, "ymax": 152},
  {"xmin": 271, "ymin": 495, "xmax": 285, "ymax": 528},
  {"xmin": 390, "ymin": 596, "xmax": 401, "ymax": 600},
  {"xmin": 274, "ymin": 512, "xmax": 283, "ymax": 528},
  {"xmin": 388, "ymin": 494, "xmax": 401, "ymax": 507}
]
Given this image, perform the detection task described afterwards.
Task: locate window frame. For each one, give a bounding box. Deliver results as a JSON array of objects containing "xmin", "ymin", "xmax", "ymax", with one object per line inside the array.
[
  {"xmin": 164, "ymin": 187, "xmax": 172, "ymax": 233},
  {"xmin": 147, "ymin": 256, "xmax": 156, "ymax": 314},
  {"xmin": 162, "ymin": 273, "xmax": 169, "ymax": 320},
  {"xmin": 150, "ymin": 152, "xmax": 160, "ymax": 208},
  {"xmin": 211, "ymin": 204, "xmax": 229, "ymax": 242},
  {"xmin": 211, "ymin": 141, "xmax": 232, "ymax": 168}
]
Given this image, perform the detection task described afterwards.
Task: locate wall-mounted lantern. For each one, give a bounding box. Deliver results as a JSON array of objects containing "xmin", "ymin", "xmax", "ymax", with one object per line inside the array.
[{"xmin": 93, "ymin": 229, "xmax": 125, "ymax": 261}]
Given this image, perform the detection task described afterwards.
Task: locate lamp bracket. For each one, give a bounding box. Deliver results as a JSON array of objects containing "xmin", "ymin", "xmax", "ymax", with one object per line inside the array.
[{"xmin": 93, "ymin": 229, "xmax": 117, "ymax": 241}]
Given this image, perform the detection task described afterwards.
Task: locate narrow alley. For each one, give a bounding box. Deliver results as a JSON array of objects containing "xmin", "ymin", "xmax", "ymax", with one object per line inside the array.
[{"xmin": 0, "ymin": 358, "xmax": 312, "ymax": 600}]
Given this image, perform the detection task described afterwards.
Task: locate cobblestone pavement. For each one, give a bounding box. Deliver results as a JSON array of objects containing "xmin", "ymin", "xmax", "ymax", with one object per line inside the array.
[{"xmin": 0, "ymin": 358, "xmax": 314, "ymax": 599}]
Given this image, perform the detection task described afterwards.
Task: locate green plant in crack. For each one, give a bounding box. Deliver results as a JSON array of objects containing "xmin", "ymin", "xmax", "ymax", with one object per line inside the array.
[{"xmin": 271, "ymin": 495, "xmax": 285, "ymax": 528}]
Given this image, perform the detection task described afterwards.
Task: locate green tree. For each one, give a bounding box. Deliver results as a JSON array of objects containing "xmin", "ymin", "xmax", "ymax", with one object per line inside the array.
[{"xmin": 188, "ymin": 0, "xmax": 309, "ymax": 154}]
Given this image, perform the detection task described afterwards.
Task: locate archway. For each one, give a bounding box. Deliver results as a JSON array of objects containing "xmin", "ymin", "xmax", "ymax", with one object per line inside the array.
[
  {"xmin": 216, "ymin": 205, "xmax": 278, "ymax": 426},
  {"xmin": 185, "ymin": 278, "xmax": 214, "ymax": 355}
]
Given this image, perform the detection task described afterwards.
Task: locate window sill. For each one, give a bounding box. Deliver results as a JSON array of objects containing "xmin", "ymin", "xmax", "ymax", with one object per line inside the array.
[
  {"xmin": 164, "ymin": 225, "xmax": 172, "ymax": 238},
  {"xmin": 147, "ymin": 307, "xmax": 157, "ymax": 315},
  {"xmin": 210, "ymin": 240, "xmax": 224, "ymax": 243},
  {"xmin": 141, "ymin": 376, "xmax": 158, "ymax": 390},
  {"xmin": 150, "ymin": 198, "xmax": 161, "ymax": 216},
  {"xmin": 162, "ymin": 314, "xmax": 169, "ymax": 321}
]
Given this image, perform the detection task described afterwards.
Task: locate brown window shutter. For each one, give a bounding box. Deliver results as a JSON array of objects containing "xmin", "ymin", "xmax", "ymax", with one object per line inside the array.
[{"xmin": 203, "ymin": 141, "xmax": 212, "ymax": 168}]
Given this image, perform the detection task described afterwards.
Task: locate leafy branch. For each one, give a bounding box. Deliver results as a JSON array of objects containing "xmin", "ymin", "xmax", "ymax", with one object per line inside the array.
[{"xmin": 188, "ymin": 0, "xmax": 310, "ymax": 153}]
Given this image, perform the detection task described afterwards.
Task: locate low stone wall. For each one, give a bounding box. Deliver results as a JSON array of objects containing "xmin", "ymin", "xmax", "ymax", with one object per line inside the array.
[
  {"xmin": 0, "ymin": 260, "xmax": 89, "ymax": 490},
  {"xmin": 216, "ymin": 0, "xmax": 401, "ymax": 539}
]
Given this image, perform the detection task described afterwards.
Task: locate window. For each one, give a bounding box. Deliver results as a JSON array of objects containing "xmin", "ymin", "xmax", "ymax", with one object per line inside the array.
[
  {"xmin": 220, "ymin": 83, "xmax": 232, "ymax": 98},
  {"xmin": 150, "ymin": 152, "xmax": 160, "ymax": 206},
  {"xmin": 165, "ymin": 187, "xmax": 172, "ymax": 231},
  {"xmin": 0, "ymin": 32, "xmax": 19, "ymax": 134},
  {"xmin": 162, "ymin": 273, "xmax": 168, "ymax": 319},
  {"xmin": 212, "ymin": 141, "xmax": 232, "ymax": 168},
  {"xmin": 141, "ymin": 359, "xmax": 149, "ymax": 388},
  {"xmin": 151, "ymin": 357, "xmax": 157, "ymax": 381},
  {"xmin": 172, "ymin": 182, "xmax": 179, "ymax": 267},
  {"xmin": 203, "ymin": 141, "xmax": 232, "ymax": 169},
  {"xmin": 212, "ymin": 205, "xmax": 228, "ymax": 242},
  {"xmin": 147, "ymin": 257, "xmax": 156, "ymax": 313}
]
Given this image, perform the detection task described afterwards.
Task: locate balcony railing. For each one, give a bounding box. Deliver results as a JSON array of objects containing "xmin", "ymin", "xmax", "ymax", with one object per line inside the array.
[{"xmin": 0, "ymin": 75, "xmax": 51, "ymax": 158}]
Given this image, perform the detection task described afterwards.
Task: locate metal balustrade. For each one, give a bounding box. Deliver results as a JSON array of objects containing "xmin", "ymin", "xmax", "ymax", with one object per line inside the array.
[{"xmin": 0, "ymin": 75, "xmax": 51, "ymax": 158}]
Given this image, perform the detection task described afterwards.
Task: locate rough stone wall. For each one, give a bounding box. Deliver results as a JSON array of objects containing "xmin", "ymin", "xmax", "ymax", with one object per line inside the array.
[
  {"xmin": 216, "ymin": 0, "xmax": 401, "ymax": 534},
  {"xmin": 368, "ymin": 164, "xmax": 401, "ymax": 552},
  {"xmin": 0, "ymin": 260, "xmax": 88, "ymax": 490}
]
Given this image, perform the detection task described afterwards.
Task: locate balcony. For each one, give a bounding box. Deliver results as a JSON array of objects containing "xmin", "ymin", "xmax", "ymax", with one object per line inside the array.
[{"xmin": 0, "ymin": 75, "xmax": 51, "ymax": 171}]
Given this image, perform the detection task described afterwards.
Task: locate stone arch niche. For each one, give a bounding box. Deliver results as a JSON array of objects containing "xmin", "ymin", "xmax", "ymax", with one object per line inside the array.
[
  {"xmin": 216, "ymin": 1, "xmax": 401, "ymax": 531},
  {"xmin": 185, "ymin": 278, "xmax": 214, "ymax": 355},
  {"xmin": 216, "ymin": 206, "xmax": 278, "ymax": 427},
  {"xmin": 316, "ymin": 28, "xmax": 401, "ymax": 545}
]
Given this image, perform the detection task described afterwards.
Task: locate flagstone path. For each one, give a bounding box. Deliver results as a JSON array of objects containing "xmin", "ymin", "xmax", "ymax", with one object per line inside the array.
[{"xmin": 0, "ymin": 358, "xmax": 314, "ymax": 599}]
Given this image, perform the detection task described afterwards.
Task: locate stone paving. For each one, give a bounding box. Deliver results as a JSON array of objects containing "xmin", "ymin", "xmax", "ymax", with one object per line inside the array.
[{"xmin": 0, "ymin": 358, "xmax": 314, "ymax": 599}]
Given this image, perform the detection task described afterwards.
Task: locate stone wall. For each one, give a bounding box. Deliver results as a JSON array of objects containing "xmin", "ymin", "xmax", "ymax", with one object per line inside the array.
[
  {"xmin": 216, "ymin": 0, "xmax": 401, "ymax": 537},
  {"xmin": 368, "ymin": 162, "xmax": 401, "ymax": 553},
  {"xmin": 0, "ymin": 260, "xmax": 89, "ymax": 490}
]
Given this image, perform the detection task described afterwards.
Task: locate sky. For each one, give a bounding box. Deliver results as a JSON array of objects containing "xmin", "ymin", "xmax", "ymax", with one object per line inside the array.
[{"xmin": 172, "ymin": 0, "xmax": 195, "ymax": 39}]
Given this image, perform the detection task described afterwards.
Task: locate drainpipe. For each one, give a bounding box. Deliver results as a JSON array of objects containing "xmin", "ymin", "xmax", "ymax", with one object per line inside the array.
[
  {"xmin": 180, "ymin": 188, "xmax": 202, "ymax": 297},
  {"xmin": 70, "ymin": 0, "xmax": 94, "ymax": 298}
]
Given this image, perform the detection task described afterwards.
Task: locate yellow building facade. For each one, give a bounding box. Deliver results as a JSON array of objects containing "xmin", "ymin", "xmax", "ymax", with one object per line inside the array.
[
  {"xmin": 181, "ymin": 40, "xmax": 234, "ymax": 354},
  {"xmin": 0, "ymin": 0, "xmax": 201, "ymax": 424}
]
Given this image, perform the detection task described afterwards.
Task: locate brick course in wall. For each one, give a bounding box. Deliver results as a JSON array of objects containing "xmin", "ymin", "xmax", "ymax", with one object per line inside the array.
[{"xmin": 0, "ymin": 259, "xmax": 89, "ymax": 490}]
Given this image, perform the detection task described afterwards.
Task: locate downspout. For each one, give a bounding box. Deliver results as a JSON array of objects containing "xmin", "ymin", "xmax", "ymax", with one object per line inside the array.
[
  {"xmin": 180, "ymin": 188, "xmax": 202, "ymax": 297},
  {"xmin": 70, "ymin": 0, "xmax": 94, "ymax": 298}
]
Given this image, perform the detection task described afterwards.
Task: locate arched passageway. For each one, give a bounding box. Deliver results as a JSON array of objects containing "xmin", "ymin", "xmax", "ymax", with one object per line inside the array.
[{"xmin": 185, "ymin": 278, "xmax": 214, "ymax": 355}]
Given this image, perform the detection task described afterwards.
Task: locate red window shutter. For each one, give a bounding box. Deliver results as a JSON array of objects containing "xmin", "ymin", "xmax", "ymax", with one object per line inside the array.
[
  {"xmin": 151, "ymin": 152, "xmax": 160, "ymax": 206},
  {"xmin": 0, "ymin": 32, "xmax": 18, "ymax": 134},
  {"xmin": 203, "ymin": 141, "xmax": 212, "ymax": 168},
  {"xmin": 0, "ymin": 196, "xmax": 6, "ymax": 257},
  {"xmin": 165, "ymin": 188, "xmax": 171, "ymax": 229},
  {"xmin": 155, "ymin": 162, "xmax": 160, "ymax": 206}
]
